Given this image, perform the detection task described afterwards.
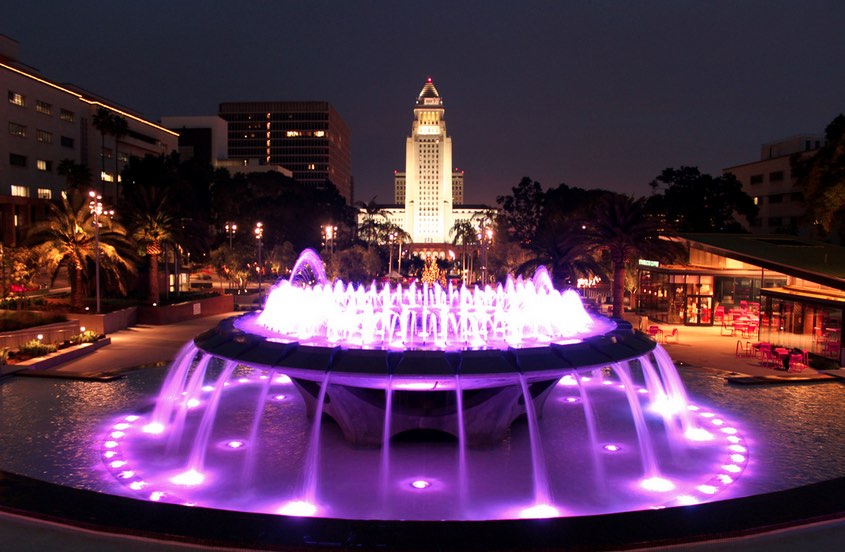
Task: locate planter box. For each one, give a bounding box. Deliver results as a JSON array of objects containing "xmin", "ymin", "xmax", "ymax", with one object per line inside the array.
[
  {"xmin": 137, "ymin": 294, "xmax": 234, "ymax": 325},
  {"xmin": 74, "ymin": 307, "xmax": 138, "ymax": 336},
  {"xmin": 0, "ymin": 319, "xmax": 81, "ymax": 351},
  {"xmin": 0, "ymin": 337, "xmax": 111, "ymax": 376}
]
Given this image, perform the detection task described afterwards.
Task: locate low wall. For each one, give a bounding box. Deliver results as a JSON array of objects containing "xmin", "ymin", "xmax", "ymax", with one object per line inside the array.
[
  {"xmin": 0, "ymin": 319, "xmax": 81, "ymax": 350},
  {"xmin": 137, "ymin": 294, "xmax": 234, "ymax": 325},
  {"xmin": 74, "ymin": 307, "xmax": 138, "ymax": 336}
]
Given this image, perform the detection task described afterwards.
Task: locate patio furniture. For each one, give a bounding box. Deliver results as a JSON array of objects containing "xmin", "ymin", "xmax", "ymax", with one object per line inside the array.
[
  {"xmin": 735, "ymin": 340, "xmax": 750, "ymax": 357},
  {"xmin": 759, "ymin": 343, "xmax": 775, "ymax": 367},
  {"xmin": 720, "ymin": 322, "xmax": 735, "ymax": 336},
  {"xmin": 647, "ymin": 325, "xmax": 662, "ymax": 340},
  {"xmin": 788, "ymin": 354, "xmax": 808, "ymax": 373},
  {"xmin": 662, "ymin": 328, "xmax": 679, "ymax": 344},
  {"xmin": 714, "ymin": 306, "xmax": 725, "ymax": 323}
]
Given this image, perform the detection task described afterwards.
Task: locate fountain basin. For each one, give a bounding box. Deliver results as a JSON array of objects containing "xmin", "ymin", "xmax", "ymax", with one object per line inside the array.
[{"xmin": 194, "ymin": 315, "xmax": 655, "ymax": 446}]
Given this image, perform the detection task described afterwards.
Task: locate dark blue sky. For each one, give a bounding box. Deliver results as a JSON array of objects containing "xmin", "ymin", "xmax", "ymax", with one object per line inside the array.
[{"xmin": 5, "ymin": 1, "xmax": 845, "ymax": 204}]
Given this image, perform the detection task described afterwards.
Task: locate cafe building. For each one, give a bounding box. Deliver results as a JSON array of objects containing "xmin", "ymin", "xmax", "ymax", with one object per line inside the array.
[{"xmin": 637, "ymin": 234, "xmax": 845, "ymax": 366}]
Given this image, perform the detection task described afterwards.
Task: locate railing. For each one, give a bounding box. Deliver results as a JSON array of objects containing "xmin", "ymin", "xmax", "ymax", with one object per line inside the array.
[{"xmin": 0, "ymin": 320, "xmax": 82, "ymax": 351}]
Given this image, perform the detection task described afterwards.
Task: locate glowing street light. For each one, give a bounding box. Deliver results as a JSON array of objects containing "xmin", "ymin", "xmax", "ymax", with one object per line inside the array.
[
  {"xmin": 323, "ymin": 224, "xmax": 337, "ymax": 259},
  {"xmin": 225, "ymin": 222, "xmax": 237, "ymax": 249},
  {"xmin": 88, "ymin": 190, "xmax": 114, "ymax": 313}
]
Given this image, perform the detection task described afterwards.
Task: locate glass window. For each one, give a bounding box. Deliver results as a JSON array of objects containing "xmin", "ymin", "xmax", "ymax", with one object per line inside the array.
[
  {"xmin": 769, "ymin": 171, "xmax": 784, "ymax": 182},
  {"xmin": 36, "ymin": 129, "xmax": 53, "ymax": 143},
  {"xmin": 36, "ymin": 100, "xmax": 52, "ymax": 115},
  {"xmin": 37, "ymin": 159, "xmax": 52, "ymax": 171},
  {"xmin": 8, "ymin": 91, "xmax": 25, "ymax": 106},
  {"xmin": 60, "ymin": 136, "xmax": 74, "ymax": 148},
  {"xmin": 9, "ymin": 153, "xmax": 27, "ymax": 167},
  {"xmin": 9, "ymin": 122, "xmax": 26, "ymax": 137},
  {"xmin": 37, "ymin": 188, "xmax": 53, "ymax": 200},
  {"xmin": 11, "ymin": 185, "xmax": 29, "ymax": 198},
  {"xmin": 60, "ymin": 109, "xmax": 74, "ymax": 122}
]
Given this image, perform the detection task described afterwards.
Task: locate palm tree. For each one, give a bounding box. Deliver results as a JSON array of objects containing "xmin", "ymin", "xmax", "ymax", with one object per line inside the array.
[
  {"xmin": 355, "ymin": 196, "xmax": 391, "ymax": 245},
  {"xmin": 57, "ymin": 159, "xmax": 92, "ymax": 191},
  {"xmin": 27, "ymin": 190, "xmax": 135, "ymax": 310},
  {"xmin": 121, "ymin": 182, "xmax": 178, "ymax": 305},
  {"xmin": 92, "ymin": 108, "xmax": 113, "ymax": 194},
  {"xmin": 518, "ymin": 220, "xmax": 604, "ymax": 289},
  {"xmin": 449, "ymin": 219, "xmax": 478, "ymax": 283},
  {"xmin": 111, "ymin": 114, "xmax": 129, "ymax": 191},
  {"xmin": 588, "ymin": 194, "xmax": 681, "ymax": 318}
]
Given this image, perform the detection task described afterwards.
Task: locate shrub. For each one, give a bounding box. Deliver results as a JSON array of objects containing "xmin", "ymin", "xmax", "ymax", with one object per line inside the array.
[
  {"xmin": 70, "ymin": 330, "xmax": 100, "ymax": 344},
  {"xmin": 19, "ymin": 339, "xmax": 57, "ymax": 357}
]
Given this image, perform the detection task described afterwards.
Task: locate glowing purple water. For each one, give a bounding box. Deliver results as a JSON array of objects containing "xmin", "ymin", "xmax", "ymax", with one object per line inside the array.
[{"xmin": 97, "ymin": 250, "xmax": 751, "ymax": 521}]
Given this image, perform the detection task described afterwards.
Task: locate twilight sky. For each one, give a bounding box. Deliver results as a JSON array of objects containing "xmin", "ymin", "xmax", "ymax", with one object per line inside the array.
[{"xmin": 5, "ymin": 1, "xmax": 845, "ymax": 205}]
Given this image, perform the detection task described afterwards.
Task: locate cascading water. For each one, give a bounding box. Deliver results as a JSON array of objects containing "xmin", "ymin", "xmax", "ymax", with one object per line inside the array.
[{"xmin": 99, "ymin": 249, "xmax": 750, "ymax": 521}]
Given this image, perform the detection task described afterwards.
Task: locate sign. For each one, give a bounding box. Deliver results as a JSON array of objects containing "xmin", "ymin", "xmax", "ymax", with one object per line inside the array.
[{"xmin": 638, "ymin": 259, "xmax": 660, "ymax": 268}]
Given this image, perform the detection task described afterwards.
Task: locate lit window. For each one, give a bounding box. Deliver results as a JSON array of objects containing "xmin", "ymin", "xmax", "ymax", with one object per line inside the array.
[
  {"xmin": 37, "ymin": 159, "xmax": 52, "ymax": 171},
  {"xmin": 60, "ymin": 109, "xmax": 74, "ymax": 122},
  {"xmin": 11, "ymin": 185, "xmax": 29, "ymax": 198},
  {"xmin": 307, "ymin": 163, "xmax": 316, "ymax": 170},
  {"xmin": 36, "ymin": 101, "xmax": 52, "ymax": 115},
  {"xmin": 314, "ymin": 130, "xmax": 325, "ymax": 137},
  {"xmin": 286, "ymin": 131, "xmax": 301, "ymax": 137},
  {"xmin": 37, "ymin": 188, "xmax": 52, "ymax": 200},
  {"xmin": 37, "ymin": 130, "xmax": 53, "ymax": 143},
  {"xmin": 101, "ymin": 171, "xmax": 114, "ymax": 183},
  {"xmin": 9, "ymin": 122, "xmax": 26, "ymax": 137},
  {"xmin": 8, "ymin": 91, "xmax": 25, "ymax": 106}
]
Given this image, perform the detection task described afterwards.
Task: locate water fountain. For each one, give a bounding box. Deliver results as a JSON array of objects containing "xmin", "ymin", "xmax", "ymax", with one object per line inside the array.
[{"xmin": 97, "ymin": 249, "xmax": 749, "ymax": 527}]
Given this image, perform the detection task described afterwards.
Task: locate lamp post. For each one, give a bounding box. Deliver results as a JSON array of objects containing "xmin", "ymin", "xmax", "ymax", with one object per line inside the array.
[
  {"xmin": 225, "ymin": 222, "xmax": 237, "ymax": 249},
  {"xmin": 323, "ymin": 224, "xmax": 337, "ymax": 260},
  {"xmin": 254, "ymin": 222, "xmax": 264, "ymax": 298},
  {"xmin": 388, "ymin": 231, "xmax": 396, "ymax": 274},
  {"xmin": 88, "ymin": 190, "xmax": 114, "ymax": 313}
]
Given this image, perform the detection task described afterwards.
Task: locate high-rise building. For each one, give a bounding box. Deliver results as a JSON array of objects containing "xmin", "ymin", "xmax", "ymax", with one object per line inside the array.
[
  {"xmin": 724, "ymin": 135, "xmax": 823, "ymax": 235},
  {"xmin": 218, "ymin": 101, "xmax": 352, "ymax": 202},
  {"xmin": 0, "ymin": 35, "xmax": 178, "ymax": 245},
  {"xmin": 381, "ymin": 78, "xmax": 485, "ymax": 250}
]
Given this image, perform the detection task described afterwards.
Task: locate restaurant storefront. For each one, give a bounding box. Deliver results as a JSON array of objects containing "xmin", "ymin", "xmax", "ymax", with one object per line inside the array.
[
  {"xmin": 638, "ymin": 265, "xmax": 785, "ymax": 327},
  {"xmin": 759, "ymin": 287, "xmax": 844, "ymax": 366}
]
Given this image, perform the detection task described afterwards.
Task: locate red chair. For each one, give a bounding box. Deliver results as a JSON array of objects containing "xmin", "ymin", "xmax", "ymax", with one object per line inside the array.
[
  {"xmin": 662, "ymin": 328, "xmax": 679, "ymax": 344},
  {"xmin": 788, "ymin": 354, "xmax": 808, "ymax": 373},
  {"xmin": 759, "ymin": 343, "xmax": 774, "ymax": 367},
  {"xmin": 714, "ymin": 306, "xmax": 725, "ymax": 323},
  {"xmin": 647, "ymin": 325, "xmax": 662, "ymax": 340}
]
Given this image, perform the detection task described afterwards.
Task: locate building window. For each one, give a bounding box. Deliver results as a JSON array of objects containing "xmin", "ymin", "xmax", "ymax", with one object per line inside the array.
[
  {"xmin": 9, "ymin": 153, "xmax": 27, "ymax": 167},
  {"xmin": 749, "ymin": 174, "xmax": 763, "ymax": 185},
  {"xmin": 11, "ymin": 185, "xmax": 29, "ymax": 198},
  {"xmin": 60, "ymin": 109, "xmax": 74, "ymax": 122},
  {"xmin": 9, "ymin": 122, "xmax": 26, "ymax": 137},
  {"xmin": 767, "ymin": 216, "xmax": 783, "ymax": 226},
  {"xmin": 37, "ymin": 188, "xmax": 53, "ymax": 200},
  {"xmin": 769, "ymin": 194, "xmax": 784, "ymax": 204},
  {"xmin": 36, "ymin": 129, "xmax": 53, "ymax": 144},
  {"xmin": 8, "ymin": 91, "xmax": 25, "ymax": 106},
  {"xmin": 60, "ymin": 136, "xmax": 74, "ymax": 148},
  {"xmin": 769, "ymin": 171, "xmax": 784, "ymax": 182},
  {"xmin": 36, "ymin": 100, "xmax": 52, "ymax": 115},
  {"xmin": 101, "ymin": 171, "xmax": 114, "ymax": 183},
  {"xmin": 37, "ymin": 159, "xmax": 52, "ymax": 172}
]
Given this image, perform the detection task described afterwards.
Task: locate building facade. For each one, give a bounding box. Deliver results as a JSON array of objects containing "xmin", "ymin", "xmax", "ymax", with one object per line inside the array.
[
  {"xmin": 376, "ymin": 78, "xmax": 490, "ymax": 251},
  {"xmin": 1, "ymin": 35, "xmax": 178, "ymax": 245},
  {"xmin": 724, "ymin": 135, "xmax": 822, "ymax": 235},
  {"xmin": 218, "ymin": 101, "xmax": 352, "ymax": 202}
]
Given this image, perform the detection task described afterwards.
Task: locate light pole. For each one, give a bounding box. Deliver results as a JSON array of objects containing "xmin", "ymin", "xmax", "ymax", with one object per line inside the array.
[
  {"xmin": 254, "ymin": 222, "xmax": 264, "ymax": 298},
  {"xmin": 88, "ymin": 190, "xmax": 114, "ymax": 313},
  {"xmin": 225, "ymin": 222, "xmax": 237, "ymax": 249},
  {"xmin": 323, "ymin": 224, "xmax": 337, "ymax": 260},
  {"xmin": 388, "ymin": 232, "xmax": 396, "ymax": 274}
]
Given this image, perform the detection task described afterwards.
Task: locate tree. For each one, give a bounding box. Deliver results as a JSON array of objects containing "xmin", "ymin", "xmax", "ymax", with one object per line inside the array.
[
  {"xmin": 27, "ymin": 190, "xmax": 135, "ymax": 310},
  {"xmin": 122, "ymin": 184, "xmax": 177, "ymax": 305},
  {"xmin": 647, "ymin": 166, "xmax": 757, "ymax": 232},
  {"xmin": 496, "ymin": 177, "xmax": 545, "ymax": 246},
  {"xmin": 588, "ymin": 194, "xmax": 681, "ymax": 318},
  {"xmin": 794, "ymin": 114, "xmax": 845, "ymax": 240},
  {"xmin": 449, "ymin": 219, "xmax": 478, "ymax": 283},
  {"xmin": 355, "ymin": 196, "xmax": 392, "ymax": 246},
  {"xmin": 57, "ymin": 160, "xmax": 92, "ymax": 191}
]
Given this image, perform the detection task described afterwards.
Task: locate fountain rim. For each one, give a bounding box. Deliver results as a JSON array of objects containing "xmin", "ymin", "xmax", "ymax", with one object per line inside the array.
[
  {"xmin": 192, "ymin": 313, "xmax": 657, "ymax": 388},
  {"xmin": 2, "ymin": 468, "xmax": 845, "ymax": 550}
]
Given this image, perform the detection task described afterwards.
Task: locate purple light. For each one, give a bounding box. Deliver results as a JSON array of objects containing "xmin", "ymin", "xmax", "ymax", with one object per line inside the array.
[
  {"xmin": 170, "ymin": 469, "xmax": 205, "ymax": 486},
  {"xmin": 410, "ymin": 480, "xmax": 431, "ymax": 490},
  {"xmin": 278, "ymin": 500, "xmax": 318, "ymax": 517},
  {"xmin": 227, "ymin": 440, "xmax": 245, "ymax": 449},
  {"xmin": 518, "ymin": 504, "xmax": 561, "ymax": 519},
  {"xmin": 603, "ymin": 444, "xmax": 621, "ymax": 452},
  {"xmin": 641, "ymin": 477, "xmax": 675, "ymax": 493}
]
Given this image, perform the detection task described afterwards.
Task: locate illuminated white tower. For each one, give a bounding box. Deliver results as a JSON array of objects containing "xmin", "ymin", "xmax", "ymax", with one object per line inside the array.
[{"xmin": 402, "ymin": 78, "xmax": 454, "ymax": 243}]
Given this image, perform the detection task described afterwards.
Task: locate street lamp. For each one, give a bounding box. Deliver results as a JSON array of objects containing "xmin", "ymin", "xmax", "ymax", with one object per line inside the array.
[
  {"xmin": 225, "ymin": 222, "xmax": 237, "ymax": 249},
  {"xmin": 254, "ymin": 222, "xmax": 264, "ymax": 297},
  {"xmin": 88, "ymin": 190, "xmax": 114, "ymax": 313},
  {"xmin": 388, "ymin": 231, "xmax": 396, "ymax": 274},
  {"xmin": 323, "ymin": 224, "xmax": 337, "ymax": 259}
]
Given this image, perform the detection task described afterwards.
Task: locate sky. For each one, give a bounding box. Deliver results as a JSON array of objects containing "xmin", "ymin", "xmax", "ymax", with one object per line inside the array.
[{"xmin": 4, "ymin": 1, "xmax": 845, "ymax": 205}]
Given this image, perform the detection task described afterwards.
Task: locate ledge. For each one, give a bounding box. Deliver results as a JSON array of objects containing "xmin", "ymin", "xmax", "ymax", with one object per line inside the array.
[{"xmin": 0, "ymin": 338, "xmax": 111, "ymax": 378}]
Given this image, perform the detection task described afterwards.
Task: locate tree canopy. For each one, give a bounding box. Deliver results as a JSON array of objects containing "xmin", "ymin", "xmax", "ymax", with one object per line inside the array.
[{"xmin": 646, "ymin": 166, "xmax": 757, "ymax": 232}]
